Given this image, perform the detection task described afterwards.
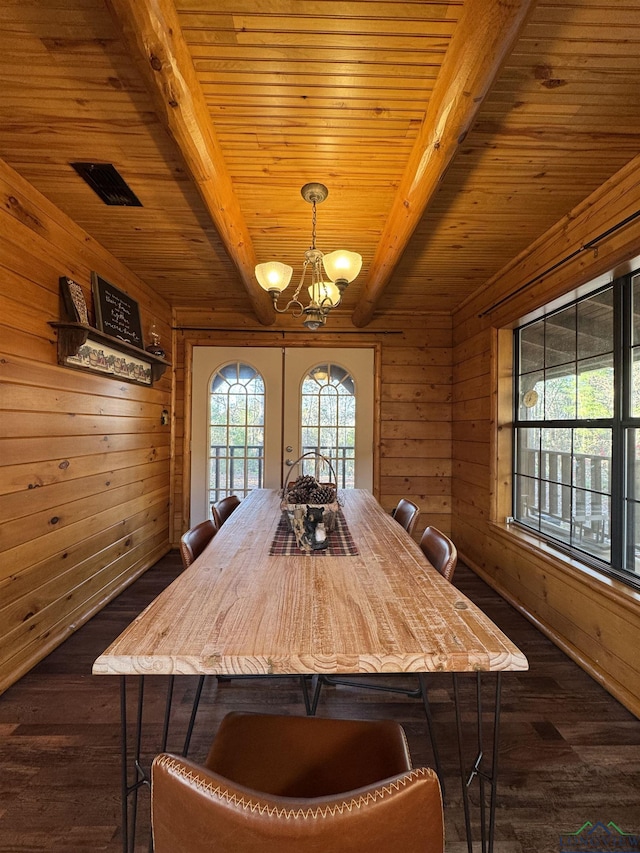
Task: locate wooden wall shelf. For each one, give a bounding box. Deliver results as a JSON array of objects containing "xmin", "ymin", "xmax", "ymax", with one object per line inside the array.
[{"xmin": 50, "ymin": 322, "xmax": 170, "ymax": 385}]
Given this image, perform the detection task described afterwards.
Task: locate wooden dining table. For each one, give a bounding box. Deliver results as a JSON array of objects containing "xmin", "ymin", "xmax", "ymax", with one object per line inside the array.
[{"xmin": 93, "ymin": 488, "xmax": 528, "ymax": 852}]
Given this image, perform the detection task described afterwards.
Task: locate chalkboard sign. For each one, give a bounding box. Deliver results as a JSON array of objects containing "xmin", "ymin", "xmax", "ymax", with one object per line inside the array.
[{"xmin": 91, "ymin": 272, "xmax": 143, "ymax": 349}]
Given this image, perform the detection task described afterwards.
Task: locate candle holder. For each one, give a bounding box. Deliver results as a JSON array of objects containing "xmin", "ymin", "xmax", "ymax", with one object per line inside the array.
[{"xmin": 145, "ymin": 323, "xmax": 165, "ymax": 358}]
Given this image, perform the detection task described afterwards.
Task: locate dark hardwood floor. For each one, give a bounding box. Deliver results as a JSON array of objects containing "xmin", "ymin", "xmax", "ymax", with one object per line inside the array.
[{"xmin": 1, "ymin": 551, "xmax": 638, "ymax": 852}]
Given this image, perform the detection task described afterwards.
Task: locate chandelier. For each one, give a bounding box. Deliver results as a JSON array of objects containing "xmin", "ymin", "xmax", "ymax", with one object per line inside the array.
[{"xmin": 255, "ymin": 183, "xmax": 362, "ymax": 330}]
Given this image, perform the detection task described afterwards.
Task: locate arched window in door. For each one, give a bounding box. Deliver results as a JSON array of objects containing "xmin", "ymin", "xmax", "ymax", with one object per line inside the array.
[
  {"xmin": 208, "ymin": 362, "xmax": 265, "ymax": 503},
  {"xmin": 300, "ymin": 363, "xmax": 356, "ymax": 488}
]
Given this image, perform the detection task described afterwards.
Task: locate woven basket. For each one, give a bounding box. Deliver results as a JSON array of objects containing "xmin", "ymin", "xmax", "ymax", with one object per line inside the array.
[{"xmin": 281, "ymin": 452, "xmax": 340, "ymax": 537}]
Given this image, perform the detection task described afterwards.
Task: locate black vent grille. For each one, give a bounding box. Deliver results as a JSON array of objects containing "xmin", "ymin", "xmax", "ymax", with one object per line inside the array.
[{"xmin": 70, "ymin": 162, "xmax": 142, "ymax": 207}]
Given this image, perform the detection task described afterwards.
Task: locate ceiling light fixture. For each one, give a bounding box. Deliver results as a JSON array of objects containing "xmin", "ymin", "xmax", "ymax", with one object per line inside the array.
[{"xmin": 255, "ymin": 183, "xmax": 362, "ymax": 331}]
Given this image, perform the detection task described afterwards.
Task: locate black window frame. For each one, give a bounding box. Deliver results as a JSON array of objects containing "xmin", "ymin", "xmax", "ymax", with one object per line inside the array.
[{"xmin": 512, "ymin": 268, "xmax": 640, "ymax": 591}]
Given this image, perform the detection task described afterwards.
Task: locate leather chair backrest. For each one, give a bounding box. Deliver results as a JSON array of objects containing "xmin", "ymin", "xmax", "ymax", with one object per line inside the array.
[
  {"xmin": 212, "ymin": 495, "xmax": 241, "ymax": 529},
  {"xmin": 179, "ymin": 519, "xmax": 217, "ymax": 569},
  {"xmin": 419, "ymin": 526, "xmax": 457, "ymax": 583},
  {"xmin": 151, "ymin": 754, "xmax": 444, "ymax": 853},
  {"xmin": 392, "ymin": 498, "xmax": 420, "ymax": 537}
]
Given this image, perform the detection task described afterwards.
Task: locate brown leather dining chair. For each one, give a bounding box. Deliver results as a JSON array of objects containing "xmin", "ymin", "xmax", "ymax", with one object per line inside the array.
[
  {"xmin": 179, "ymin": 519, "xmax": 217, "ymax": 569},
  {"xmin": 392, "ymin": 498, "xmax": 420, "ymax": 537},
  {"xmin": 151, "ymin": 712, "xmax": 444, "ymax": 853},
  {"xmin": 211, "ymin": 494, "xmax": 241, "ymax": 529},
  {"xmin": 419, "ymin": 526, "xmax": 458, "ymax": 583}
]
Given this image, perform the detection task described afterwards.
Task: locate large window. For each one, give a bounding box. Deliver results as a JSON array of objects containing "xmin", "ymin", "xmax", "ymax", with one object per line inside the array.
[{"xmin": 513, "ymin": 269, "xmax": 640, "ymax": 587}]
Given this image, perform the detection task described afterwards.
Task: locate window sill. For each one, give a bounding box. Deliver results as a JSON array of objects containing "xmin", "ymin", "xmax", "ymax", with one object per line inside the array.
[{"xmin": 487, "ymin": 519, "xmax": 640, "ymax": 611}]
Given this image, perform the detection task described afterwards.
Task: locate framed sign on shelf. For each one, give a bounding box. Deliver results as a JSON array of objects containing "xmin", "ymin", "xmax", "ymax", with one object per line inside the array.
[
  {"xmin": 59, "ymin": 276, "xmax": 89, "ymax": 325},
  {"xmin": 91, "ymin": 272, "xmax": 143, "ymax": 349}
]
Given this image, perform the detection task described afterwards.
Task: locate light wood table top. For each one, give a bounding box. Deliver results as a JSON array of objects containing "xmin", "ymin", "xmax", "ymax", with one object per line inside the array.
[{"xmin": 93, "ymin": 489, "xmax": 528, "ymax": 677}]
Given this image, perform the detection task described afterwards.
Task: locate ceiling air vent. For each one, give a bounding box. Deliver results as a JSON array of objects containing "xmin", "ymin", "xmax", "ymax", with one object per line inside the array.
[{"xmin": 70, "ymin": 162, "xmax": 142, "ymax": 206}]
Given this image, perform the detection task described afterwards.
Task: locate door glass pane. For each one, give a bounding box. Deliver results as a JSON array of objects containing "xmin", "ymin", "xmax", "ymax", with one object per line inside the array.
[
  {"xmin": 209, "ymin": 362, "xmax": 265, "ymax": 505},
  {"xmin": 300, "ymin": 363, "xmax": 356, "ymax": 488}
]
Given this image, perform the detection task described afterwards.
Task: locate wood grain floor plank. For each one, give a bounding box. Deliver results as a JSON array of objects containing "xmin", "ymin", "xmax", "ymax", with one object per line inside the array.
[{"xmin": 0, "ymin": 551, "xmax": 638, "ymax": 852}]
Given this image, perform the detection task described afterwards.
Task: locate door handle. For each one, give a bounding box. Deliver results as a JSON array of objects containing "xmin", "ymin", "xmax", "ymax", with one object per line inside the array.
[{"xmin": 285, "ymin": 458, "xmax": 295, "ymax": 466}]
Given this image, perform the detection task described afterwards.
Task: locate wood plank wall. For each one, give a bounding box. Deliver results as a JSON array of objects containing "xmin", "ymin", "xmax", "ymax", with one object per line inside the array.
[
  {"xmin": 171, "ymin": 310, "xmax": 452, "ymax": 544},
  {"xmin": 0, "ymin": 158, "xmax": 173, "ymax": 694},
  {"xmin": 452, "ymin": 153, "xmax": 640, "ymax": 717}
]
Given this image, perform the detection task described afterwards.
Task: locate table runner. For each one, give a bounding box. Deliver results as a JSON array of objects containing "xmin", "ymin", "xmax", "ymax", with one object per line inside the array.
[{"xmin": 269, "ymin": 509, "xmax": 359, "ymax": 556}]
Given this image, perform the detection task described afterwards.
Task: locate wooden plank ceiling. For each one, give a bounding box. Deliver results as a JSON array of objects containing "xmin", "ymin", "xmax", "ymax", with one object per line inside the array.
[{"xmin": 1, "ymin": 0, "xmax": 639, "ymax": 323}]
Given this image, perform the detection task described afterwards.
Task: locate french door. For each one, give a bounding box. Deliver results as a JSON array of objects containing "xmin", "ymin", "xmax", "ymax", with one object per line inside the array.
[{"xmin": 190, "ymin": 347, "xmax": 374, "ymax": 524}]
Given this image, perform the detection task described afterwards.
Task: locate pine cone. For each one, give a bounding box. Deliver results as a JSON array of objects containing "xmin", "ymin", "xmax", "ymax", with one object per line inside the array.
[
  {"xmin": 309, "ymin": 486, "xmax": 336, "ymax": 504},
  {"xmin": 288, "ymin": 474, "xmax": 319, "ymax": 501}
]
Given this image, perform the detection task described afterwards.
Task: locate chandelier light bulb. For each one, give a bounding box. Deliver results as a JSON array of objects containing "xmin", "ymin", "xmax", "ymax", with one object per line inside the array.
[
  {"xmin": 308, "ymin": 281, "xmax": 341, "ymax": 308},
  {"xmin": 322, "ymin": 250, "xmax": 363, "ymax": 286},
  {"xmin": 255, "ymin": 261, "xmax": 293, "ymax": 294}
]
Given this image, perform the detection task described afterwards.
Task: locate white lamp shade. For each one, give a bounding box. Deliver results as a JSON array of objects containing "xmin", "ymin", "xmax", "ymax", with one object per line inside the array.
[
  {"xmin": 255, "ymin": 261, "xmax": 293, "ymax": 293},
  {"xmin": 308, "ymin": 280, "xmax": 341, "ymax": 307},
  {"xmin": 322, "ymin": 250, "xmax": 362, "ymax": 284}
]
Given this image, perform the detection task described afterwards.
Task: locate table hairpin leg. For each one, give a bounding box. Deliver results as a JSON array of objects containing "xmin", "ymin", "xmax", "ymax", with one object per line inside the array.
[
  {"xmin": 120, "ymin": 674, "xmax": 180, "ymax": 853},
  {"xmin": 120, "ymin": 675, "xmax": 146, "ymax": 853},
  {"xmin": 489, "ymin": 674, "xmax": 502, "ymax": 852},
  {"xmin": 300, "ymin": 675, "xmax": 312, "ymax": 715},
  {"xmin": 417, "ymin": 672, "xmax": 445, "ymax": 798},
  {"xmin": 182, "ymin": 675, "xmax": 206, "ymax": 756},
  {"xmin": 453, "ymin": 672, "xmax": 503, "ymax": 853}
]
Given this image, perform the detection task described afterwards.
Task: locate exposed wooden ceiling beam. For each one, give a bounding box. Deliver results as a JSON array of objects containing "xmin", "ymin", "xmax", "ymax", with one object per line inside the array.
[
  {"xmin": 105, "ymin": 0, "xmax": 274, "ymax": 326},
  {"xmin": 351, "ymin": 0, "xmax": 537, "ymax": 328}
]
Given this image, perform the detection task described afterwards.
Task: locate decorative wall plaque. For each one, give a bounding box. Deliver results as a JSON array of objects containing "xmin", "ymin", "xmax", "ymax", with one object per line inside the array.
[
  {"xmin": 59, "ymin": 276, "xmax": 89, "ymax": 325},
  {"xmin": 65, "ymin": 338, "xmax": 152, "ymax": 385},
  {"xmin": 91, "ymin": 272, "xmax": 143, "ymax": 349}
]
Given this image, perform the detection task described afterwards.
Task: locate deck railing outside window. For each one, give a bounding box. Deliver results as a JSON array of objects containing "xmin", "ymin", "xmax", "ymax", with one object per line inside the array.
[
  {"xmin": 210, "ymin": 444, "xmax": 355, "ymax": 502},
  {"xmin": 209, "ymin": 445, "xmax": 263, "ymax": 502},
  {"xmin": 515, "ymin": 446, "xmax": 611, "ymax": 560},
  {"xmin": 300, "ymin": 445, "xmax": 354, "ymax": 489}
]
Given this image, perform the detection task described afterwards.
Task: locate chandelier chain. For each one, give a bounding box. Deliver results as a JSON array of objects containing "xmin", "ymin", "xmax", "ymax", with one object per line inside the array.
[{"xmin": 311, "ymin": 200, "xmax": 317, "ymax": 250}]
